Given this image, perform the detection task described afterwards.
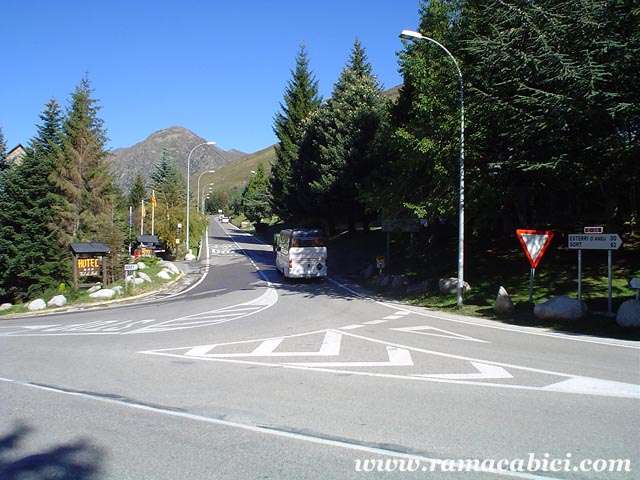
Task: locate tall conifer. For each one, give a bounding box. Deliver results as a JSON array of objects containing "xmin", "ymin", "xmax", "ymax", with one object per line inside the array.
[{"xmin": 271, "ymin": 44, "xmax": 322, "ymax": 219}]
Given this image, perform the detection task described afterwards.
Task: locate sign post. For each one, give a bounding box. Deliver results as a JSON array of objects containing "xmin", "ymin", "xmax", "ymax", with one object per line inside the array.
[
  {"xmin": 516, "ymin": 230, "xmax": 555, "ymax": 303},
  {"xmin": 568, "ymin": 230, "xmax": 622, "ymax": 314}
]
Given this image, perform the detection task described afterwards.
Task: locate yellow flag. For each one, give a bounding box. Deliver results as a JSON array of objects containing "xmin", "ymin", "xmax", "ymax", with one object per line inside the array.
[{"xmin": 151, "ymin": 190, "xmax": 157, "ymax": 209}]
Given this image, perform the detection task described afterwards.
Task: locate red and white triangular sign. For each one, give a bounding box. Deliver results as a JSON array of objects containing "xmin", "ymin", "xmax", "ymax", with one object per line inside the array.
[{"xmin": 516, "ymin": 229, "xmax": 554, "ymax": 268}]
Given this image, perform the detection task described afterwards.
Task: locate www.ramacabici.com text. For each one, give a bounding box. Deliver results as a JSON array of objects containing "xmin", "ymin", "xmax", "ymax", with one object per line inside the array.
[{"xmin": 354, "ymin": 453, "xmax": 631, "ymax": 475}]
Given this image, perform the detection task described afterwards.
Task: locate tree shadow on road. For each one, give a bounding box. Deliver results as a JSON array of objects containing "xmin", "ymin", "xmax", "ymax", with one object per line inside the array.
[{"xmin": 0, "ymin": 422, "xmax": 103, "ymax": 480}]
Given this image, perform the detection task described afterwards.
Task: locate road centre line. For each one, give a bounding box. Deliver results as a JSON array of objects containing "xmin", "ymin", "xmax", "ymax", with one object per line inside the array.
[{"xmin": 0, "ymin": 377, "xmax": 556, "ymax": 480}]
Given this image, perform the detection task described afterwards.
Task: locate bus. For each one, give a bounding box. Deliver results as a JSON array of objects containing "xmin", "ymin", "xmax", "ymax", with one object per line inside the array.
[{"xmin": 274, "ymin": 229, "xmax": 327, "ymax": 279}]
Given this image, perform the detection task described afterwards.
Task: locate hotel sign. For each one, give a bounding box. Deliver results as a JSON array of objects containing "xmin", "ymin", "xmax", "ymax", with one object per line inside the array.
[{"xmin": 77, "ymin": 257, "xmax": 101, "ymax": 277}]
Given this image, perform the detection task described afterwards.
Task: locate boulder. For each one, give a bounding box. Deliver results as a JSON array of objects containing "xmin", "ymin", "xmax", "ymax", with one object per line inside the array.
[
  {"xmin": 0, "ymin": 303, "xmax": 13, "ymax": 311},
  {"xmin": 534, "ymin": 296, "xmax": 588, "ymax": 321},
  {"xmin": 185, "ymin": 249, "xmax": 196, "ymax": 261},
  {"xmin": 379, "ymin": 275, "xmax": 391, "ymax": 287},
  {"xmin": 158, "ymin": 261, "xmax": 180, "ymax": 275},
  {"xmin": 157, "ymin": 269, "xmax": 173, "ymax": 280},
  {"xmin": 47, "ymin": 295, "xmax": 67, "ymax": 308},
  {"xmin": 28, "ymin": 299, "xmax": 47, "ymax": 311},
  {"xmin": 137, "ymin": 261, "xmax": 147, "ymax": 270},
  {"xmin": 361, "ymin": 264, "xmax": 375, "ymax": 280},
  {"xmin": 112, "ymin": 286, "xmax": 124, "ymax": 295},
  {"xmin": 89, "ymin": 289, "xmax": 116, "ymax": 300},
  {"xmin": 439, "ymin": 277, "xmax": 471, "ymax": 294},
  {"xmin": 494, "ymin": 286, "xmax": 514, "ymax": 315},
  {"xmin": 407, "ymin": 280, "xmax": 430, "ymax": 295},
  {"xmin": 87, "ymin": 286, "xmax": 101, "ymax": 293},
  {"xmin": 125, "ymin": 276, "xmax": 145, "ymax": 286},
  {"xmin": 137, "ymin": 272, "xmax": 152, "ymax": 282},
  {"xmin": 391, "ymin": 275, "xmax": 407, "ymax": 291},
  {"xmin": 616, "ymin": 300, "xmax": 640, "ymax": 328}
]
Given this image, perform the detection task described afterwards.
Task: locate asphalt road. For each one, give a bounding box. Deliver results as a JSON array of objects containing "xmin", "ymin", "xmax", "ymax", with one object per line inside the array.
[{"xmin": 1, "ymin": 218, "xmax": 639, "ymax": 479}]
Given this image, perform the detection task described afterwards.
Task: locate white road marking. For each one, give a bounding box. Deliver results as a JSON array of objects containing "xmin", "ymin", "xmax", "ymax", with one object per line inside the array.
[
  {"xmin": 414, "ymin": 362, "xmax": 512, "ymax": 380},
  {"xmin": 0, "ymin": 377, "xmax": 557, "ymax": 480},
  {"xmin": 286, "ymin": 345, "xmax": 413, "ymax": 368},
  {"xmin": 376, "ymin": 300, "xmax": 640, "ymax": 350},
  {"xmin": 339, "ymin": 324, "xmax": 364, "ymax": 330},
  {"xmin": 142, "ymin": 328, "xmax": 640, "ymax": 399},
  {"xmin": 363, "ymin": 320, "xmax": 387, "ymax": 325},
  {"xmin": 184, "ymin": 330, "xmax": 342, "ymax": 358},
  {"xmin": 542, "ymin": 377, "xmax": 640, "ymax": 398},
  {"xmin": 391, "ymin": 325, "xmax": 488, "ymax": 343}
]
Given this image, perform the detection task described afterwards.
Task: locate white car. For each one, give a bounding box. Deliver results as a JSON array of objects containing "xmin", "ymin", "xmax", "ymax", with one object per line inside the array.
[{"xmin": 221, "ymin": 216, "xmax": 230, "ymax": 223}]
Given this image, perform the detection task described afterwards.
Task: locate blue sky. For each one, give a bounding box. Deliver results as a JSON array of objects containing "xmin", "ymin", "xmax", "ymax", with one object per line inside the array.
[{"xmin": 2, "ymin": 0, "xmax": 423, "ymax": 154}]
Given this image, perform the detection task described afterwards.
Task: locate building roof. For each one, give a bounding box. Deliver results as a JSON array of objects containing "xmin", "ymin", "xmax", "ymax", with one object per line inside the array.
[{"xmin": 69, "ymin": 242, "xmax": 111, "ymax": 254}]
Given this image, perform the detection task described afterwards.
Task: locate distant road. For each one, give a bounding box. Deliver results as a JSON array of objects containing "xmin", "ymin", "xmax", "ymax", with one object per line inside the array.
[{"xmin": 1, "ymin": 217, "xmax": 638, "ymax": 479}]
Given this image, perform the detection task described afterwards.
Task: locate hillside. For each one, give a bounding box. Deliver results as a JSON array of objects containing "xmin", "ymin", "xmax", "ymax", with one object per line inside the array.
[
  {"xmin": 204, "ymin": 145, "xmax": 276, "ymax": 195},
  {"xmin": 108, "ymin": 126, "xmax": 246, "ymax": 192}
]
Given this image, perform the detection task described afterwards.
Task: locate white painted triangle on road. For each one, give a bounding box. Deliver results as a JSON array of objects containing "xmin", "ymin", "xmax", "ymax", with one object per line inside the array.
[
  {"xmin": 541, "ymin": 376, "xmax": 640, "ymax": 399},
  {"xmin": 413, "ymin": 362, "xmax": 512, "ymax": 380},
  {"xmin": 391, "ymin": 325, "xmax": 488, "ymax": 343},
  {"xmin": 185, "ymin": 330, "xmax": 342, "ymax": 358},
  {"xmin": 285, "ymin": 346, "xmax": 413, "ymax": 368}
]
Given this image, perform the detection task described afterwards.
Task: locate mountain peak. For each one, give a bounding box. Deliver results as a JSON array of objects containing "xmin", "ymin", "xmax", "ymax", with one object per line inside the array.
[{"xmin": 108, "ymin": 127, "xmax": 246, "ymax": 192}]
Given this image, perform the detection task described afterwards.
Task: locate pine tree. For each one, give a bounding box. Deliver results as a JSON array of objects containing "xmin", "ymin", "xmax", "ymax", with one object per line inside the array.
[
  {"xmin": 0, "ymin": 99, "xmax": 70, "ymax": 302},
  {"xmin": 148, "ymin": 149, "xmax": 187, "ymax": 253},
  {"xmin": 51, "ymin": 76, "xmax": 123, "ymax": 250},
  {"xmin": 241, "ymin": 163, "xmax": 271, "ymax": 224},
  {"xmin": 299, "ymin": 38, "xmax": 387, "ymax": 232},
  {"xmin": 462, "ymin": 0, "xmax": 639, "ymax": 232},
  {"xmin": 0, "ymin": 127, "xmax": 7, "ymax": 175},
  {"xmin": 271, "ymin": 44, "xmax": 322, "ymax": 219}
]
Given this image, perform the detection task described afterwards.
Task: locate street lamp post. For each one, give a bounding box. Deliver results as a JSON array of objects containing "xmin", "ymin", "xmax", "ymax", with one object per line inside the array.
[
  {"xmin": 400, "ymin": 29, "xmax": 465, "ymax": 308},
  {"xmin": 197, "ymin": 170, "xmax": 216, "ymax": 212},
  {"xmin": 186, "ymin": 141, "xmax": 216, "ymax": 253}
]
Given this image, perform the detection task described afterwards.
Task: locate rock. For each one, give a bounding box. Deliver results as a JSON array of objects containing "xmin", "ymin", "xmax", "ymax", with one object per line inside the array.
[
  {"xmin": 126, "ymin": 276, "xmax": 145, "ymax": 285},
  {"xmin": 158, "ymin": 261, "xmax": 180, "ymax": 275},
  {"xmin": 137, "ymin": 272, "xmax": 152, "ymax": 282},
  {"xmin": 87, "ymin": 286, "xmax": 101, "ymax": 293},
  {"xmin": 494, "ymin": 286, "xmax": 514, "ymax": 315},
  {"xmin": 157, "ymin": 269, "xmax": 173, "ymax": 280},
  {"xmin": 185, "ymin": 249, "xmax": 196, "ymax": 261},
  {"xmin": 0, "ymin": 303, "xmax": 13, "ymax": 311},
  {"xmin": 534, "ymin": 296, "xmax": 588, "ymax": 321},
  {"xmin": 361, "ymin": 264, "xmax": 375, "ymax": 280},
  {"xmin": 407, "ymin": 280, "xmax": 430, "ymax": 295},
  {"xmin": 137, "ymin": 261, "xmax": 147, "ymax": 270},
  {"xmin": 112, "ymin": 286, "xmax": 124, "ymax": 295},
  {"xmin": 28, "ymin": 299, "xmax": 47, "ymax": 311},
  {"xmin": 391, "ymin": 275, "xmax": 407, "ymax": 291},
  {"xmin": 616, "ymin": 300, "xmax": 640, "ymax": 328},
  {"xmin": 47, "ymin": 295, "xmax": 67, "ymax": 308},
  {"xmin": 439, "ymin": 277, "xmax": 471, "ymax": 294},
  {"xmin": 89, "ymin": 289, "xmax": 116, "ymax": 300},
  {"xmin": 379, "ymin": 275, "xmax": 391, "ymax": 287}
]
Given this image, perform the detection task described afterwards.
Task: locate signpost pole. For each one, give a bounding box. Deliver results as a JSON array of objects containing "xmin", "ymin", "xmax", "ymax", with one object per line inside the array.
[
  {"xmin": 528, "ymin": 267, "xmax": 535, "ymax": 303},
  {"xmin": 577, "ymin": 250, "xmax": 582, "ymax": 300},
  {"xmin": 608, "ymin": 250, "xmax": 613, "ymax": 314}
]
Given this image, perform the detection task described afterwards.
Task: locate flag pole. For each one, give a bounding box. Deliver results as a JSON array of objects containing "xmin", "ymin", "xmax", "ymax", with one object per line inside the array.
[{"xmin": 151, "ymin": 190, "xmax": 156, "ymax": 235}]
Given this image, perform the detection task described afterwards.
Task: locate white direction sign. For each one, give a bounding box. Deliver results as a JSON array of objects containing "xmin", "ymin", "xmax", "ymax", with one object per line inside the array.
[{"xmin": 568, "ymin": 233, "xmax": 622, "ymax": 250}]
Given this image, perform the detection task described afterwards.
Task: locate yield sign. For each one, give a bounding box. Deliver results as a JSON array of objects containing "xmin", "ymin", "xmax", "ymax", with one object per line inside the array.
[{"xmin": 516, "ymin": 229, "xmax": 554, "ymax": 268}]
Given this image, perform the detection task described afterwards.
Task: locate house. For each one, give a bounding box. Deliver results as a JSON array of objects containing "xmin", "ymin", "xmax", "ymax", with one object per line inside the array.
[{"xmin": 6, "ymin": 144, "xmax": 26, "ymax": 166}]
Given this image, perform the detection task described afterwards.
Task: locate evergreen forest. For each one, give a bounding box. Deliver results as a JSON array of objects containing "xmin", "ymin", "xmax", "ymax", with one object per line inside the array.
[{"xmin": 1, "ymin": 0, "xmax": 638, "ymax": 306}]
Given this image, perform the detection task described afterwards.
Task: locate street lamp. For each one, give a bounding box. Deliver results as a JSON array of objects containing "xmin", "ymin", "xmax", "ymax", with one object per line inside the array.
[
  {"xmin": 197, "ymin": 170, "xmax": 216, "ymax": 212},
  {"xmin": 186, "ymin": 141, "xmax": 216, "ymax": 253},
  {"xmin": 400, "ymin": 29, "xmax": 465, "ymax": 307}
]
